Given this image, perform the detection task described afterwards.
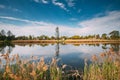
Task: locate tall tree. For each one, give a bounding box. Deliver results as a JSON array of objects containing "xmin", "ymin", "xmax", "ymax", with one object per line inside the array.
[{"xmin": 56, "ymin": 27, "xmax": 59, "ymax": 40}]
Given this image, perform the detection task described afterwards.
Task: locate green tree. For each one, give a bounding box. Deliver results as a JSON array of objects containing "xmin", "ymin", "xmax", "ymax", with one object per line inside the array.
[
  {"xmin": 7, "ymin": 30, "xmax": 15, "ymax": 41},
  {"xmin": 0, "ymin": 29, "xmax": 6, "ymax": 40},
  {"xmin": 7, "ymin": 30, "xmax": 13, "ymax": 37},
  {"xmin": 60, "ymin": 36, "xmax": 68, "ymax": 40},
  {"xmin": 95, "ymin": 34, "xmax": 100, "ymax": 39},
  {"xmin": 109, "ymin": 30, "xmax": 119, "ymax": 39},
  {"xmin": 101, "ymin": 33, "xmax": 107, "ymax": 39},
  {"xmin": 70, "ymin": 35, "xmax": 80, "ymax": 39},
  {"xmin": 29, "ymin": 35, "xmax": 33, "ymax": 40}
]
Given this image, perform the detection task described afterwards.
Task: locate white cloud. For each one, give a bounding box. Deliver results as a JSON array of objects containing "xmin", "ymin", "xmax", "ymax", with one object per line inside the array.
[
  {"xmin": 78, "ymin": 11, "xmax": 120, "ymax": 35},
  {"xmin": 0, "ymin": 16, "xmax": 51, "ymax": 26},
  {"xmin": 0, "ymin": 11, "xmax": 120, "ymax": 37},
  {"xmin": 52, "ymin": 0, "xmax": 68, "ymax": 11},
  {"xmin": 0, "ymin": 4, "xmax": 6, "ymax": 9},
  {"xmin": 66, "ymin": 0, "xmax": 75, "ymax": 7},
  {"xmin": 41, "ymin": 0, "xmax": 48, "ymax": 4}
]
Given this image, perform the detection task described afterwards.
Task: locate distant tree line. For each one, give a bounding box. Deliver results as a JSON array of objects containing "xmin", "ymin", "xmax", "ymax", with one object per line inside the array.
[
  {"xmin": 68, "ymin": 30, "xmax": 119, "ymax": 40},
  {"xmin": 0, "ymin": 29, "xmax": 119, "ymax": 41}
]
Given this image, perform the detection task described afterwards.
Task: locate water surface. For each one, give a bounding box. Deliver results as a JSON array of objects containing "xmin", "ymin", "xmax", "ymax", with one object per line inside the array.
[{"xmin": 0, "ymin": 43, "xmax": 119, "ymax": 69}]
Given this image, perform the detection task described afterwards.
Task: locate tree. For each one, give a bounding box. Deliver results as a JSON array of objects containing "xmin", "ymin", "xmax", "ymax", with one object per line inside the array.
[
  {"xmin": 101, "ymin": 33, "xmax": 107, "ymax": 39},
  {"xmin": 70, "ymin": 35, "xmax": 80, "ymax": 39},
  {"xmin": 109, "ymin": 30, "xmax": 119, "ymax": 39},
  {"xmin": 0, "ymin": 29, "xmax": 6, "ymax": 40},
  {"xmin": 29, "ymin": 35, "xmax": 33, "ymax": 40},
  {"xmin": 0, "ymin": 29, "xmax": 6, "ymax": 36},
  {"xmin": 7, "ymin": 30, "xmax": 13, "ymax": 37},
  {"xmin": 60, "ymin": 36, "xmax": 68, "ymax": 40},
  {"xmin": 95, "ymin": 34, "xmax": 100, "ymax": 39},
  {"xmin": 56, "ymin": 27, "xmax": 59, "ymax": 40},
  {"xmin": 51, "ymin": 36, "xmax": 55, "ymax": 40}
]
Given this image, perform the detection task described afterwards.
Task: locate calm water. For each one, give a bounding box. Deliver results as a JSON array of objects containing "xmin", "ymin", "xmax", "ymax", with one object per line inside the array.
[{"xmin": 0, "ymin": 43, "xmax": 120, "ymax": 69}]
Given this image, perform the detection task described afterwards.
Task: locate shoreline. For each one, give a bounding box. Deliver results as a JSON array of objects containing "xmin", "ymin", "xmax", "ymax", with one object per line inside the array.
[{"xmin": 0, "ymin": 39, "xmax": 120, "ymax": 44}]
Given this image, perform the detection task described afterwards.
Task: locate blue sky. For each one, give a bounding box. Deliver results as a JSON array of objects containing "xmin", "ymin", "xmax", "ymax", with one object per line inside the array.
[{"xmin": 0, "ymin": 0, "xmax": 120, "ymax": 36}]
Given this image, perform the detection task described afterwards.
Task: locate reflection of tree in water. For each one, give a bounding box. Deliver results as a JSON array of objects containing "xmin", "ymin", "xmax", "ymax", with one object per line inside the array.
[
  {"xmin": 110, "ymin": 43, "xmax": 119, "ymax": 53},
  {"xmin": 102, "ymin": 43, "xmax": 120, "ymax": 54},
  {"xmin": 0, "ymin": 43, "xmax": 15, "ymax": 54},
  {"xmin": 55, "ymin": 43, "xmax": 59, "ymax": 58}
]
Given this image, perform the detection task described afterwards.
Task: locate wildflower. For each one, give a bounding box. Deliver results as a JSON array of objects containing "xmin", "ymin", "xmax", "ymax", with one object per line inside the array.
[
  {"xmin": 43, "ymin": 65, "xmax": 48, "ymax": 71},
  {"xmin": 30, "ymin": 70, "xmax": 36, "ymax": 76},
  {"xmin": 92, "ymin": 55, "xmax": 97, "ymax": 61},
  {"xmin": 9, "ymin": 73, "xmax": 14, "ymax": 79},
  {"xmin": 22, "ymin": 68, "xmax": 26, "ymax": 73},
  {"xmin": 39, "ymin": 57, "xmax": 45, "ymax": 66}
]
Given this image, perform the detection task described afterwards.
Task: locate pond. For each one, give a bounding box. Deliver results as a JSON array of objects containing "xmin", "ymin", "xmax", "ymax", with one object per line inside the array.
[{"xmin": 0, "ymin": 43, "xmax": 120, "ymax": 70}]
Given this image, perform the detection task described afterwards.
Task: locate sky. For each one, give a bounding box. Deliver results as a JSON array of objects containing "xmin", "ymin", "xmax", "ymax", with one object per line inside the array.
[{"xmin": 0, "ymin": 0, "xmax": 120, "ymax": 36}]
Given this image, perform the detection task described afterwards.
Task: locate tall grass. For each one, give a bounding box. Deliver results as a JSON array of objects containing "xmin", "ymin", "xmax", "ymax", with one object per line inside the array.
[
  {"xmin": 83, "ymin": 48, "xmax": 120, "ymax": 80},
  {"xmin": 0, "ymin": 48, "xmax": 119, "ymax": 80}
]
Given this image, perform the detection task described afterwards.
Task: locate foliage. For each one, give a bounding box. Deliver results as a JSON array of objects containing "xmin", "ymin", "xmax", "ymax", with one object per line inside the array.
[{"xmin": 109, "ymin": 30, "xmax": 119, "ymax": 39}]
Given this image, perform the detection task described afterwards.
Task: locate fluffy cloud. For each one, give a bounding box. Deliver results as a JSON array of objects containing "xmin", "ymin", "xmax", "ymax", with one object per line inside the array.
[
  {"xmin": 0, "ymin": 11, "xmax": 120, "ymax": 37},
  {"xmin": 78, "ymin": 11, "xmax": 120, "ymax": 35}
]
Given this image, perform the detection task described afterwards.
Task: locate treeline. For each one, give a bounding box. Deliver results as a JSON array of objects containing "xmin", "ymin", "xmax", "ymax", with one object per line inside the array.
[
  {"xmin": 69, "ymin": 30, "xmax": 119, "ymax": 40},
  {"xmin": 0, "ymin": 29, "xmax": 120, "ymax": 41},
  {"xmin": 0, "ymin": 30, "xmax": 15, "ymax": 41}
]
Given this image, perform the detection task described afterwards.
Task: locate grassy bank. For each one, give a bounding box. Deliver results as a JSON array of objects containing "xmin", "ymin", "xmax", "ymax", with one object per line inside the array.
[{"xmin": 0, "ymin": 48, "xmax": 120, "ymax": 80}]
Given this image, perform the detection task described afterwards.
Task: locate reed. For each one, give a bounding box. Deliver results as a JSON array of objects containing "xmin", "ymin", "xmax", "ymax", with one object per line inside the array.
[
  {"xmin": 0, "ymin": 47, "xmax": 119, "ymax": 80},
  {"xmin": 83, "ymin": 48, "xmax": 120, "ymax": 80}
]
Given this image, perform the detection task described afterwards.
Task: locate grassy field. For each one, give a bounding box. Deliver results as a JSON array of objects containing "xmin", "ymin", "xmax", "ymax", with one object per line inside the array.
[{"xmin": 0, "ymin": 48, "xmax": 120, "ymax": 80}]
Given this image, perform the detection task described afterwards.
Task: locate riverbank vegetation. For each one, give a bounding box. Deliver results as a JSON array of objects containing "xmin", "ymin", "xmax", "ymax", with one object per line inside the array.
[
  {"xmin": 0, "ymin": 48, "xmax": 119, "ymax": 80},
  {"xmin": 0, "ymin": 29, "xmax": 120, "ymax": 43}
]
